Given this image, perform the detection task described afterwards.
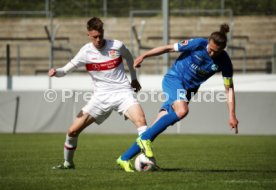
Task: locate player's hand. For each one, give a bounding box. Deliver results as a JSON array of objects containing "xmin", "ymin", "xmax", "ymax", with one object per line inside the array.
[
  {"xmin": 229, "ymin": 115, "xmax": 239, "ymax": 134},
  {"xmin": 134, "ymin": 56, "xmax": 144, "ymax": 68},
  {"xmin": 131, "ymin": 79, "xmax": 142, "ymax": 93},
  {"xmin": 48, "ymin": 68, "xmax": 56, "ymax": 77}
]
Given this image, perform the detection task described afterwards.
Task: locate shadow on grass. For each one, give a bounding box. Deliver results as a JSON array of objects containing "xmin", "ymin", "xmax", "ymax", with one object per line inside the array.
[{"xmin": 157, "ymin": 168, "xmax": 276, "ymax": 173}]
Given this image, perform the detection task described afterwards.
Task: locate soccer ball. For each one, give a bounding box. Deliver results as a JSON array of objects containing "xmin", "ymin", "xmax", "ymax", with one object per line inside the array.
[{"xmin": 134, "ymin": 153, "xmax": 156, "ymax": 172}]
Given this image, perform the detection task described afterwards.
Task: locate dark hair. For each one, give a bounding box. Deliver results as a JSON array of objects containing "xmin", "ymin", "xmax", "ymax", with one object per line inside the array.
[
  {"xmin": 87, "ymin": 17, "xmax": 104, "ymax": 31},
  {"xmin": 209, "ymin": 24, "xmax": 230, "ymax": 49}
]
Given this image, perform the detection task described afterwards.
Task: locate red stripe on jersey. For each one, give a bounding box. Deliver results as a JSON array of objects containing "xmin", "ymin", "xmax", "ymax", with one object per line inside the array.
[{"xmin": 85, "ymin": 56, "xmax": 122, "ymax": 71}]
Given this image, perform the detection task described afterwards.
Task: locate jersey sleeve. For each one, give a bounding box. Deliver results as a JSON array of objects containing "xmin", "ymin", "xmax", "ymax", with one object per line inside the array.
[
  {"xmin": 55, "ymin": 62, "xmax": 78, "ymax": 77},
  {"xmin": 55, "ymin": 46, "xmax": 88, "ymax": 77},
  {"xmin": 174, "ymin": 38, "xmax": 207, "ymax": 52},
  {"xmin": 70, "ymin": 46, "xmax": 87, "ymax": 68},
  {"xmin": 119, "ymin": 43, "xmax": 137, "ymax": 80},
  {"xmin": 220, "ymin": 51, "xmax": 234, "ymax": 86}
]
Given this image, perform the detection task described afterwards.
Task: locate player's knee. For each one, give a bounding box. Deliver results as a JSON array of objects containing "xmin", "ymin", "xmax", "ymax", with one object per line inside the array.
[
  {"xmin": 175, "ymin": 107, "xmax": 189, "ymax": 119},
  {"xmin": 134, "ymin": 116, "xmax": 147, "ymax": 126},
  {"xmin": 67, "ymin": 128, "xmax": 79, "ymax": 137}
]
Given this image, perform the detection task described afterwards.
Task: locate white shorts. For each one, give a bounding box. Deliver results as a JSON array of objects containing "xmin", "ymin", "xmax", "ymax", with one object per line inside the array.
[{"xmin": 82, "ymin": 90, "xmax": 138, "ymax": 124}]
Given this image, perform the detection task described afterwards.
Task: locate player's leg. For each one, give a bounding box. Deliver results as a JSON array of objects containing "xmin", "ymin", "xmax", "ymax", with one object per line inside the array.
[
  {"xmin": 143, "ymin": 101, "xmax": 188, "ymax": 140},
  {"xmin": 53, "ymin": 111, "xmax": 95, "ymax": 169},
  {"xmin": 124, "ymin": 103, "xmax": 148, "ymax": 134},
  {"xmin": 53, "ymin": 89, "xmax": 108, "ymax": 170},
  {"xmin": 115, "ymin": 91, "xmax": 150, "ymax": 136},
  {"xmin": 118, "ymin": 104, "xmax": 148, "ymax": 163},
  {"xmin": 119, "ymin": 109, "xmax": 168, "ymax": 162},
  {"xmin": 115, "ymin": 93, "xmax": 148, "ymax": 172},
  {"xmin": 137, "ymin": 77, "xmax": 188, "ymax": 157},
  {"xmin": 137, "ymin": 101, "xmax": 189, "ymax": 157},
  {"xmin": 152, "ymin": 110, "xmax": 168, "ymax": 126},
  {"xmin": 137, "ymin": 104, "xmax": 182, "ymax": 157},
  {"xmin": 64, "ymin": 111, "xmax": 96, "ymax": 166}
]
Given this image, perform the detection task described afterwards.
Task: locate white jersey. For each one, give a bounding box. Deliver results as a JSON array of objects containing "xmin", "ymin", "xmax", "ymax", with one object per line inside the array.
[{"xmin": 69, "ymin": 39, "xmax": 134, "ymax": 93}]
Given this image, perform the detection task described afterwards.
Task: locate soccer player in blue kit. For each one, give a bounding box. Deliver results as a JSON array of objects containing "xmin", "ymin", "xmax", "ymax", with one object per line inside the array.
[{"xmin": 116, "ymin": 24, "xmax": 239, "ymax": 172}]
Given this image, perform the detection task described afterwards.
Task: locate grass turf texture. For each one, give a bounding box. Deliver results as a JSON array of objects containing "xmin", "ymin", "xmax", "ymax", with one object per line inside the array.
[{"xmin": 0, "ymin": 134, "xmax": 275, "ymax": 190}]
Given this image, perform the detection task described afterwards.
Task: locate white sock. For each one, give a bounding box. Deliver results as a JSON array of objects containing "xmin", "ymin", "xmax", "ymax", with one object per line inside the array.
[
  {"xmin": 63, "ymin": 134, "xmax": 78, "ymax": 165},
  {"xmin": 137, "ymin": 125, "xmax": 148, "ymax": 136}
]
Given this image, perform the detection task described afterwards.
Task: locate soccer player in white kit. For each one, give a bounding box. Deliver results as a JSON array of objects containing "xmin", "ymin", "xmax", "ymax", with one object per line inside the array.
[{"xmin": 49, "ymin": 17, "xmax": 147, "ymax": 172}]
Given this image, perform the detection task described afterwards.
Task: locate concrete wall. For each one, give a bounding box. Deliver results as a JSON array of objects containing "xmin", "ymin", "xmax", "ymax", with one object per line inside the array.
[
  {"xmin": 1, "ymin": 16, "xmax": 276, "ymax": 74},
  {"xmin": 1, "ymin": 90, "xmax": 275, "ymax": 135}
]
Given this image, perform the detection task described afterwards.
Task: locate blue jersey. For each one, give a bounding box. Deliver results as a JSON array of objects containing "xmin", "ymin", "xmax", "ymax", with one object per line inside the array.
[{"xmin": 166, "ymin": 38, "xmax": 233, "ymax": 90}]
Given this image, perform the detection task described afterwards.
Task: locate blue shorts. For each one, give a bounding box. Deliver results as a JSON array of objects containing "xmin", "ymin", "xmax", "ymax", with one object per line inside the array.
[{"xmin": 161, "ymin": 75, "xmax": 198, "ymax": 113}]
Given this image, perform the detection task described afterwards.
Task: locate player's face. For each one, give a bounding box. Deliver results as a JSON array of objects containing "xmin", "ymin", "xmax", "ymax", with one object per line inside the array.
[
  {"xmin": 207, "ymin": 39, "xmax": 223, "ymax": 58},
  {"xmin": 88, "ymin": 29, "xmax": 105, "ymax": 49}
]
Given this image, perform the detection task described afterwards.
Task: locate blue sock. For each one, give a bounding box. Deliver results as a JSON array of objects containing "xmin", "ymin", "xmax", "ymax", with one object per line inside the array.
[
  {"xmin": 121, "ymin": 142, "xmax": 140, "ymax": 161},
  {"xmin": 120, "ymin": 111, "xmax": 180, "ymax": 161},
  {"xmin": 141, "ymin": 111, "xmax": 180, "ymax": 141}
]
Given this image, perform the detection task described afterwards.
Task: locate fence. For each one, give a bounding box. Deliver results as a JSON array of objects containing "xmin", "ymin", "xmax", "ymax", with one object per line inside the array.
[{"xmin": 1, "ymin": 0, "xmax": 275, "ymax": 17}]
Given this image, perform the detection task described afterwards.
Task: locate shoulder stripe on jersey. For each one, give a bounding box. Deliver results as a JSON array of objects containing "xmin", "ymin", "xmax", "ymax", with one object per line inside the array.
[{"xmin": 85, "ymin": 56, "xmax": 122, "ymax": 71}]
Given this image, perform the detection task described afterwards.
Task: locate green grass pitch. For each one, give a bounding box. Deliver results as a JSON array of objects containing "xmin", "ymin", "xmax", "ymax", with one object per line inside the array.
[{"xmin": 0, "ymin": 134, "xmax": 275, "ymax": 190}]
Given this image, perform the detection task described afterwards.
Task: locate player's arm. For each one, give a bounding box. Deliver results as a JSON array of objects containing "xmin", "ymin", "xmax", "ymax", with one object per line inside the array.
[
  {"xmin": 224, "ymin": 77, "xmax": 239, "ymax": 134},
  {"xmin": 48, "ymin": 62, "xmax": 77, "ymax": 77},
  {"xmin": 48, "ymin": 48, "xmax": 85, "ymax": 77},
  {"xmin": 120, "ymin": 44, "xmax": 141, "ymax": 92},
  {"xmin": 134, "ymin": 44, "xmax": 175, "ymax": 68},
  {"xmin": 134, "ymin": 38, "xmax": 204, "ymax": 68}
]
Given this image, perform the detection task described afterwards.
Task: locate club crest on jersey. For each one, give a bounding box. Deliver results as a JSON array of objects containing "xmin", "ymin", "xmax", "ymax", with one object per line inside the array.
[
  {"xmin": 108, "ymin": 50, "xmax": 119, "ymax": 58},
  {"xmin": 179, "ymin": 40, "xmax": 188, "ymax": 46},
  {"xmin": 211, "ymin": 64, "xmax": 218, "ymax": 71}
]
